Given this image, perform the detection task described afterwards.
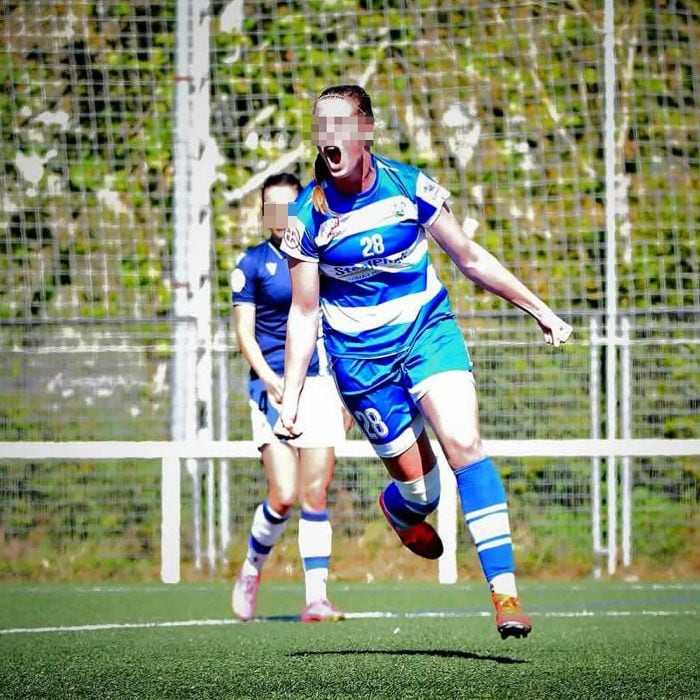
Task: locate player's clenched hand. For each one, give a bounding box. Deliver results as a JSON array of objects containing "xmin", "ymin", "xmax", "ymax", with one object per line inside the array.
[
  {"xmin": 274, "ymin": 398, "xmax": 303, "ymax": 440},
  {"xmin": 538, "ymin": 313, "xmax": 573, "ymax": 347}
]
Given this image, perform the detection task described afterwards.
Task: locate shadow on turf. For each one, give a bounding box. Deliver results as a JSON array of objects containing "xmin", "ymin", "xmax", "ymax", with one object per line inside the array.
[{"xmin": 289, "ymin": 649, "xmax": 526, "ymax": 664}]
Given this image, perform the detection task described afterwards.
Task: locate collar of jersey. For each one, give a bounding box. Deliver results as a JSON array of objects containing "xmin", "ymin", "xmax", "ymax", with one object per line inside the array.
[
  {"xmin": 324, "ymin": 153, "xmax": 381, "ymax": 213},
  {"xmin": 265, "ymin": 238, "xmax": 285, "ymax": 259}
]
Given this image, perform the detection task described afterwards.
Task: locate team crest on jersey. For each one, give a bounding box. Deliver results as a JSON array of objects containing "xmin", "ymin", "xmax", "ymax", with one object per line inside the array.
[
  {"xmin": 283, "ymin": 225, "xmax": 300, "ymax": 249},
  {"xmin": 417, "ymin": 172, "xmax": 447, "ymax": 207},
  {"xmin": 265, "ymin": 262, "xmax": 277, "ymax": 276}
]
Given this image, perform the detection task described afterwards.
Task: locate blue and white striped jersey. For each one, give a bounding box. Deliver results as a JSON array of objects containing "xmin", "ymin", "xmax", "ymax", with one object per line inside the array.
[{"xmin": 281, "ymin": 154, "xmax": 455, "ymax": 359}]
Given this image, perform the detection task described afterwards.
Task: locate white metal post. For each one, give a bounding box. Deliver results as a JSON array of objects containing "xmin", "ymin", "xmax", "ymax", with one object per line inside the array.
[
  {"xmin": 171, "ymin": 1, "xmax": 194, "ymax": 449},
  {"xmin": 191, "ymin": 471, "xmax": 203, "ymax": 570},
  {"xmin": 620, "ymin": 317, "xmax": 632, "ymax": 567},
  {"xmin": 161, "ymin": 455, "xmax": 182, "ymax": 584},
  {"xmin": 590, "ymin": 318, "xmax": 603, "ymax": 579},
  {"xmin": 189, "ymin": 0, "xmax": 217, "ymax": 573},
  {"xmin": 436, "ymin": 453, "xmax": 458, "ymax": 584},
  {"xmin": 205, "ymin": 454, "xmax": 217, "ymax": 572},
  {"xmin": 603, "ymin": 0, "xmax": 619, "ymax": 576},
  {"xmin": 173, "ymin": 0, "xmax": 203, "ymax": 572},
  {"xmin": 216, "ymin": 320, "xmax": 231, "ymax": 564}
]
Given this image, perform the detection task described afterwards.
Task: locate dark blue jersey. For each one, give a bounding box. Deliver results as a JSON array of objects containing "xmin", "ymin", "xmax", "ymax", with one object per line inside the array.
[{"xmin": 231, "ymin": 238, "xmax": 320, "ymax": 378}]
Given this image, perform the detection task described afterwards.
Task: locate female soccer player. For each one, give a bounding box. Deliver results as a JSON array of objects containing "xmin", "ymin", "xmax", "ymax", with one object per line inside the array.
[
  {"xmin": 278, "ymin": 85, "xmax": 572, "ymax": 639},
  {"xmin": 230, "ymin": 172, "xmax": 346, "ymax": 623}
]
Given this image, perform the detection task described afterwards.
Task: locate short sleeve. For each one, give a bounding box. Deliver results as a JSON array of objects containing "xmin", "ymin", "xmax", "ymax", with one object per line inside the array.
[
  {"xmin": 231, "ymin": 252, "xmax": 257, "ymax": 306},
  {"xmin": 415, "ymin": 171, "xmax": 451, "ymax": 227},
  {"xmin": 280, "ymin": 215, "xmax": 319, "ymax": 262}
]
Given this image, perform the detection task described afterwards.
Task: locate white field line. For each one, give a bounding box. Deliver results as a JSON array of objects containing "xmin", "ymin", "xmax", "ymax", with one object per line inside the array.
[
  {"xmin": 1, "ymin": 609, "xmax": 697, "ymax": 635},
  {"xmin": 2, "ymin": 582, "xmax": 698, "ymax": 596}
]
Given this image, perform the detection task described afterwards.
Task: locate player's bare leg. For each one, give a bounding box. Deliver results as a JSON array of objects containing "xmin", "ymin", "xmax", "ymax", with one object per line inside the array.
[
  {"xmin": 232, "ymin": 443, "xmax": 297, "ymax": 621},
  {"xmin": 297, "ymin": 446, "xmax": 344, "ymax": 622}
]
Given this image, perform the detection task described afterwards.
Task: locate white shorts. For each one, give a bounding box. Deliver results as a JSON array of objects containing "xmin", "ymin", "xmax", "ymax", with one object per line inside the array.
[{"xmin": 249, "ymin": 374, "xmax": 346, "ymax": 449}]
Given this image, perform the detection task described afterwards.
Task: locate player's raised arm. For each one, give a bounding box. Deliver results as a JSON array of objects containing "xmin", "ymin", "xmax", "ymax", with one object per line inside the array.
[
  {"xmin": 279, "ymin": 257, "xmax": 321, "ymax": 436},
  {"xmin": 427, "ymin": 204, "xmax": 573, "ymax": 347}
]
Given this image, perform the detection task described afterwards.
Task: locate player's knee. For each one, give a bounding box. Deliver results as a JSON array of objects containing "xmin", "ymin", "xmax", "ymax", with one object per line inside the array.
[
  {"xmin": 298, "ymin": 489, "xmax": 328, "ymax": 513},
  {"xmin": 443, "ymin": 433, "xmax": 485, "ymax": 469},
  {"xmin": 269, "ymin": 487, "xmax": 297, "ymax": 515}
]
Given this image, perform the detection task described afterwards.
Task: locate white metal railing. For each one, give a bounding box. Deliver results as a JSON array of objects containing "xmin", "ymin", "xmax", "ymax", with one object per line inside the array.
[{"xmin": 1, "ymin": 439, "xmax": 698, "ymax": 584}]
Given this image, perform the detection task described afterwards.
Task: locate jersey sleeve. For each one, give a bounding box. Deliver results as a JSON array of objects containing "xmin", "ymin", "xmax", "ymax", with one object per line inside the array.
[
  {"xmin": 280, "ymin": 207, "xmax": 318, "ymax": 263},
  {"xmin": 415, "ymin": 170, "xmax": 451, "ymax": 228},
  {"xmin": 230, "ymin": 251, "xmax": 257, "ymax": 306}
]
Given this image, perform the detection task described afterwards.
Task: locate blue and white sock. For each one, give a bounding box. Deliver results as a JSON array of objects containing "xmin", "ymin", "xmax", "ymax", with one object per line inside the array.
[
  {"xmin": 381, "ymin": 464, "xmax": 441, "ymax": 529},
  {"xmin": 242, "ymin": 501, "xmax": 289, "ymax": 576},
  {"xmin": 298, "ymin": 510, "xmax": 332, "ymax": 604},
  {"xmin": 455, "ymin": 457, "xmax": 518, "ymax": 597}
]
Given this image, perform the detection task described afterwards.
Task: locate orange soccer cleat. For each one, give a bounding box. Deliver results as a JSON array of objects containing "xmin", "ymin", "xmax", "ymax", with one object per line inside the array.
[{"xmin": 491, "ymin": 592, "xmax": 533, "ymax": 639}]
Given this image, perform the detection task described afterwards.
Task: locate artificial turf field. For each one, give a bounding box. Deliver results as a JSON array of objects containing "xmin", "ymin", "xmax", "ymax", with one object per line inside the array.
[{"xmin": 1, "ymin": 580, "xmax": 698, "ymax": 699}]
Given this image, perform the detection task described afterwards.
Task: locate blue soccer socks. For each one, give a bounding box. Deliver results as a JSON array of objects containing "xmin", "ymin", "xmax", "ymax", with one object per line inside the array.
[
  {"xmin": 455, "ymin": 457, "xmax": 517, "ymax": 593},
  {"xmin": 298, "ymin": 510, "xmax": 332, "ymax": 604}
]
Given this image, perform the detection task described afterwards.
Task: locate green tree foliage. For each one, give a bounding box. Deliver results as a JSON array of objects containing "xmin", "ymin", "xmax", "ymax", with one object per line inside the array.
[
  {"xmin": 1, "ymin": 2, "xmax": 696, "ymax": 321},
  {"xmin": 0, "ymin": 2, "xmax": 174, "ymax": 321}
]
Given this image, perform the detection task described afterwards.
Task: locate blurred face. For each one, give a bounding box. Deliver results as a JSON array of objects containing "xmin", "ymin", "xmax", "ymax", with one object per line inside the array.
[
  {"xmin": 262, "ymin": 184, "xmax": 299, "ymax": 240},
  {"xmin": 312, "ymin": 96, "xmax": 374, "ymax": 181}
]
